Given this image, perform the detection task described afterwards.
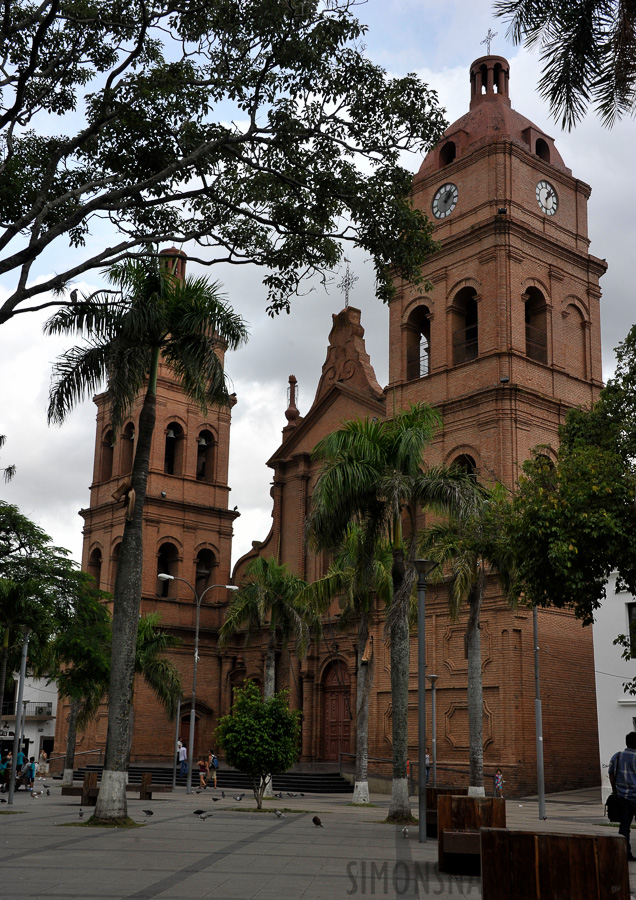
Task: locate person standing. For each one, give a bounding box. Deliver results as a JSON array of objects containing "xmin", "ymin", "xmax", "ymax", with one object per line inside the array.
[
  {"xmin": 425, "ymin": 748, "xmax": 431, "ymax": 785},
  {"xmin": 179, "ymin": 742, "xmax": 188, "ymax": 778},
  {"xmin": 609, "ymin": 731, "xmax": 636, "ymax": 861},
  {"xmin": 207, "ymin": 749, "xmax": 218, "ymax": 789}
]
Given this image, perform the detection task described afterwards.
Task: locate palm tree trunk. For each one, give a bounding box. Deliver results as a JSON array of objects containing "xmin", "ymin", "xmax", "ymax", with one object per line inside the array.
[
  {"xmin": 388, "ymin": 547, "xmax": 411, "ymax": 820},
  {"xmin": 352, "ymin": 612, "xmax": 372, "ymax": 804},
  {"xmin": 466, "ymin": 571, "xmax": 485, "ymax": 796},
  {"xmin": 0, "ymin": 628, "xmax": 9, "ymax": 720},
  {"xmin": 94, "ymin": 352, "xmax": 158, "ymax": 822},
  {"xmin": 262, "ymin": 628, "xmax": 277, "ymax": 798},
  {"xmin": 62, "ymin": 698, "xmax": 80, "ymax": 786}
]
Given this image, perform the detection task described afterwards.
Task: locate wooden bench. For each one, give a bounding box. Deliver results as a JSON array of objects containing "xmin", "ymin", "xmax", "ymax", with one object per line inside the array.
[
  {"xmin": 61, "ymin": 771, "xmax": 170, "ymax": 805},
  {"xmin": 438, "ymin": 795, "xmax": 506, "ymax": 875},
  {"xmin": 481, "ymin": 828, "xmax": 630, "ymax": 900},
  {"xmin": 425, "ymin": 786, "xmax": 468, "ymax": 838}
]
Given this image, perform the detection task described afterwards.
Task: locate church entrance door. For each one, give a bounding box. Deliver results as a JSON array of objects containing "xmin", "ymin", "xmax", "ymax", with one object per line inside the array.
[{"xmin": 323, "ymin": 661, "xmax": 351, "ymax": 761}]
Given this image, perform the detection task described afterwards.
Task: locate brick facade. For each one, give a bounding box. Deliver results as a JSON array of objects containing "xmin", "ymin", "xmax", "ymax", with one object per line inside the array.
[{"xmin": 55, "ymin": 56, "xmax": 601, "ymax": 795}]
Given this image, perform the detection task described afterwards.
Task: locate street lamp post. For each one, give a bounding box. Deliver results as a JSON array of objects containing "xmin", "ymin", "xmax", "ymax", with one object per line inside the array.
[
  {"xmin": 427, "ymin": 674, "xmax": 438, "ymax": 788},
  {"xmin": 415, "ymin": 559, "xmax": 438, "ymax": 843},
  {"xmin": 533, "ymin": 605, "xmax": 547, "ymax": 820},
  {"xmin": 158, "ymin": 574, "xmax": 238, "ymax": 794},
  {"xmin": 8, "ymin": 626, "xmax": 31, "ymax": 806}
]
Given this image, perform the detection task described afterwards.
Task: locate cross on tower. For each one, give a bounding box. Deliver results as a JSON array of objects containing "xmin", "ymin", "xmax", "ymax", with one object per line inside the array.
[
  {"xmin": 481, "ymin": 28, "xmax": 497, "ymax": 55},
  {"xmin": 337, "ymin": 258, "xmax": 358, "ymax": 308}
]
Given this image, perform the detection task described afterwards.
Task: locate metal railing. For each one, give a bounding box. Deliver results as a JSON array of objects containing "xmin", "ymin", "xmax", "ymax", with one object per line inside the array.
[
  {"xmin": 47, "ymin": 748, "xmax": 103, "ymax": 775},
  {"xmin": 1, "ymin": 700, "xmax": 53, "ymax": 717},
  {"xmin": 339, "ymin": 751, "xmax": 503, "ymax": 795}
]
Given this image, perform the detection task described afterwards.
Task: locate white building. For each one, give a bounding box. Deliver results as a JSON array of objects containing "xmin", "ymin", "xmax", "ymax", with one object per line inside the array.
[
  {"xmin": 0, "ymin": 675, "xmax": 57, "ymax": 763},
  {"xmin": 594, "ymin": 572, "xmax": 636, "ymax": 801}
]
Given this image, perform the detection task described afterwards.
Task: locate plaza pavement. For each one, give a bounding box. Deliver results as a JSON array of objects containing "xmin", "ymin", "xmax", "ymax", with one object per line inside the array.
[{"xmin": 1, "ymin": 781, "xmax": 634, "ymax": 899}]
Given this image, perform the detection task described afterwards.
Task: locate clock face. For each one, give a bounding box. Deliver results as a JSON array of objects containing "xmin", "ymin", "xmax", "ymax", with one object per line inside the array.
[
  {"xmin": 432, "ymin": 183, "xmax": 458, "ymax": 219},
  {"xmin": 536, "ymin": 180, "xmax": 558, "ymax": 216}
]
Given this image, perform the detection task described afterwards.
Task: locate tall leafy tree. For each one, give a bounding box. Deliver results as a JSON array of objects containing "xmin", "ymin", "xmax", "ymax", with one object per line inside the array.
[
  {"xmin": 0, "ymin": 0, "xmax": 448, "ymax": 324},
  {"xmin": 305, "ymin": 524, "xmax": 393, "ymax": 804},
  {"xmin": 45, "ymin": 256, "xmax": 247, "ymax": 823},
  {"xmin": 419, "ymin": 488, "xmax": 517, "ymax": 795},
  {"xmin": 308, "ymin": 405, "xmax": 482, "ymax": 820},
  {"xmin": 495, "ymin": 0, "xmax": 636, "ymax": 128},
  {"xmin": 219, "ymin": 557, "xmax": 311, "ymax": 699}
]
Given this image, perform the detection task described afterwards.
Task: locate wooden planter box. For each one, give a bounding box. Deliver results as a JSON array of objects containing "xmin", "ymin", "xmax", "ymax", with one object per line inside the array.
[{"xmin": 438, "ymin": 795, "xmax": 506, "ymax": 875}]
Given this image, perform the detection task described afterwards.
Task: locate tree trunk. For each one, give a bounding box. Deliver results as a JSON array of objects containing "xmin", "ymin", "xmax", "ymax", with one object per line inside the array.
[
  {"xmin": 0, "ymin": 629, "xmax": 9, "ymax": 720},
  {"xmin": 93, "ymin": 361, "xmax": 158, "ymax": 822},
  {"xmin": 466, "ymin": 572, "xmax": 485, "ymax": 796},
  {"xmin": 388, "ymin": 548, "xmax": 411, "ymax": 820},
  {"xmin": 352, "ymin": 613, "xmax": 373, "ymax": 804},
  {"xmin": 62, "ymin": 697, "xmax": 79, "ymax": 786},
  {"xmin": 261, "ymin": 628, "xmax": 276, "ymax": 798}
]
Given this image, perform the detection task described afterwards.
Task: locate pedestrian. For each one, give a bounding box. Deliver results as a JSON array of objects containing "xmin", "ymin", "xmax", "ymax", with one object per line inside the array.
[
  {"xmin": 38, "ymin": 749, "xmax": 49, "ymax": 775},
  {"xmin": 179, "ymin": 742, "xmax": 188, "ymax": 778},
  {"xmin": 197, "ymin": 755, "xmax": 208, "ymax": 789},
  {"xmin": 494, "ymin": 768, "xmax": 504, "ymax": 798},
  {"xmin": 25, "ymin": 756, "xmax": 36, "ymax": 790},
  {"xmin": 425, "ymin": 747, "xmax": 431, "ymax": 785},
  {"xmin": 608, "ymin": 731, "xmax": 636, "ymax": 861},
  {"xmin": 207, "ymin": 749, "xmax": 218, "ymax": 789}
]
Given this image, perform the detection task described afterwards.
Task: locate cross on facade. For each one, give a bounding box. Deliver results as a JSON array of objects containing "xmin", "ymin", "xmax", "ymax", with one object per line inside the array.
[
  {"xmin": 337, "ymin": 259, "xmax": 358, "ymax": 308},
  {"xmin": 481, "ymin": 28, "xmax": 497, "ymax": 54}
]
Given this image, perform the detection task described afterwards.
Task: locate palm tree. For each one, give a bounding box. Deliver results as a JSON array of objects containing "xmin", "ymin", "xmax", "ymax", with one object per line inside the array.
[
  {"xmin": 495, "ymin": 0, "xmax": 636, "ymax": 128},
  {"xmin": 45, "ymin": 254, "xmax": 247, "ymax": 822},
  {"xmin": 305, "ymin": 524, "xmax": 393, "ymax": 804},
  {"xmin": 308, "ymin": 404, "xmax": 483, "ymax": 820},
  {"xmin": 0, "ymin": 435, "xmax": 15, "ymax": 482},
  {"xmin": 219, "ymin": 556, "xmax": 310, "ymax": 699},
  {"xmin": 54, "ymin": 609, "xmax": 183, "ymax": 785},
  {"xmin": 419, "ymin": 487, "xmax": 516, "ymax": 795}
]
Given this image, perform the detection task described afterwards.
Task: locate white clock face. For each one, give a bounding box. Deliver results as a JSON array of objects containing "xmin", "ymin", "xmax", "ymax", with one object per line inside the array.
[
  {"xmin": 536, "ymin": 180, "xmax": 558, "ymax": 216},
  {"xmin": 432, "ymin": 183, "xmax": 458, "ymax": 219}
]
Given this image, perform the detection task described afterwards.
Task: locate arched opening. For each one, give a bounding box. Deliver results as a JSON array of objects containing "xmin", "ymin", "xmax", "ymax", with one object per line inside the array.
[
  {"xmin": 452, "ymin": 454, "xmax": 477, "ymax": 477},
  {"xmin": 164, "ymin": 422, "xmax": 184, "ymax": 476},
  {"xmin": 157, "ymin": 542, "xmax": 179, "ymax": 596},
  {"xmin": 535, "ymin": 138, "xmax": 550, "ymax": 162},
  {"xmin": 451, "ymin": 287, "xmax": 479, "ymax": 365},
  {"xmin": 196, "ymin": 430, "xmax": 215, "ymax": 482},
  {"xmin": 479, "ymin": 64, "xmax": 488, "ymax": 94},
  {"xmin": 563, "ymin": 304, "xmax": 587, "ymax": 379},
  {"xmin": 322, "ymin": 661, "xmax": 351, "ymax": 761},
  {"xmin": 100, "ymin": 430, "xmax": 114, "ymax": 482},
  {"xmin": 493, "ymin": 63, "xmax": 502, "ymax": 92},
  {"xmin": 121, "ymin": 422, "xmax": 135, "ymax": 475},
  {"xmin": 405, "ymin": 305, "xmax": 431, "ymax": 380},
  {"xmin": 525, "ymin": 288, "xmax": 548, "ymax": 364},
  {"xmin": 440, "ymin": 141, "xmax": 456, "ymax": 167},
  {"xmin": 87, "ymin": 548, "xmax": 102, "ymax": 590},
  {"xmin": 195, "ymin": 548, "xmax": 216, "ymax": 595}
]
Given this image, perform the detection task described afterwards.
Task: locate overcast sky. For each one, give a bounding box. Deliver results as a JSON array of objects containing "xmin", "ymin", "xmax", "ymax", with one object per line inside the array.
[{"xmin": 1, "ymin": 1, "xmax": 635, "ymax": 570}]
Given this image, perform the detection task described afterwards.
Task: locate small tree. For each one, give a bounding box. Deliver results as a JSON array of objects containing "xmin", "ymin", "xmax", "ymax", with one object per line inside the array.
[{"xmin": 215, "ymin": 681, "xmax": 301, "ymax": 810}]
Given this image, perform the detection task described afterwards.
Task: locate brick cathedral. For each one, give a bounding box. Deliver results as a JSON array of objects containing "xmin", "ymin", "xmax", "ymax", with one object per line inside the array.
[{"xmin": 55, "ymin": 56, "xmax": 604, "ymax": 795}]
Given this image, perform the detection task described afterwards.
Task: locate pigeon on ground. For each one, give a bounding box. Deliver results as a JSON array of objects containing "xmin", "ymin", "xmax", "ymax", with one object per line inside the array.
[
  {"xmin": 221, "ymin": 791, "xmax": 225, "ymax": 798},
  {"xmin": 275, "ymin": 792, "xmax": 284, "ymax": 800},
  {"xmin": 199, "ymin": 812, "xmax": 212, "ymax": 820},
  {"xmin": 79, "ymin": 808, "xmax": 84, "ymax": 818},
  {"xmin": 46, "ymin": 789, "xmax": 50, "ymax": 796},
  {"xmin": 233, "ymin": 795, "xmax": 243, "ymax": 802},
  {"xmin": 402, "ymin": 827, "xmax": 409, "ymax": 839},
  {"xmin": 0, "ymin": 798, "xmax": 7, "ymax": 803},
  {"xmin": 142, "ymin": 810, "xmax": 153, "ymax": 816},
  {"xmin": 30, "ymin": 790, "xmax": 43, "ymax": 798},
  {"xmin": 287, "ymin": 792, "xmax": 297, "ymax": 797},
  {"xmin": 274, "ymin": 809, "xmax": 286, "ymax": 818},
  {"xmin": 312, "ymin": 816, "xmax": 323, "ymax": 827},
  {"xmin": 193, "ymin": 809, "xmax": 206, "ymax": 815},
  {"xmin": 195, "ymin": 789, "xmax": 203, "ymax": 794},
  {"xmin": 299, "ymin": 793, "xmax": 305, "ymax": 797}
]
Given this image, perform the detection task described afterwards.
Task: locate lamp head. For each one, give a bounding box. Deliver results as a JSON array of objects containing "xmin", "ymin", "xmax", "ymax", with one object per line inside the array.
[{"xmin": 157, "ymin": 573, "xmax": 174, "ymax": 582}]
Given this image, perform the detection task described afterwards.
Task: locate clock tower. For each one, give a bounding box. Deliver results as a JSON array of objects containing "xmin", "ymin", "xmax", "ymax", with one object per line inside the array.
[{"xmin": 389, "ymin": 54, "xmax": 606, "ymax": 484}]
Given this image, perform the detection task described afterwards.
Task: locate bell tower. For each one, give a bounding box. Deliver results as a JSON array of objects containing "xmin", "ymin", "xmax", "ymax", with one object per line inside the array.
[{"xmin": 389, "ymin": 54, "xmax": 606, "ymax": 483}]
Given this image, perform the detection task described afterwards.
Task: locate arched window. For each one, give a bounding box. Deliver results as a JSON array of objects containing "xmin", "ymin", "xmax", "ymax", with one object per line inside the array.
[
  {"xmin": 157, "ymin": 542, "xmax": 179, "ymax": 596},
  {"xmin": 195, "ymin": 548, "xmax": 216, "ymax": 595},
  {"xmin": 88, "ymin": 548, "xmax": 102, "ymax": 589},
  {"xmin": 535, "ymin": 138, "xmax": 550, "ymax": 162},
  {"xmin": 196, "ymin": 430, "xmax": 215, "ymax": 482},
  {"xmin": 563, "ymin": 304, "xmax": 587, "ymax": 379},
  {"xmin": 121, "ymin": 422, "xmax": 135, "ymax": 475},
  {"xmin": 440, "ymin": 141, "xmax": 456, "ymax": 166},
  {"xmin": 452, "ymin": 454, "xmax": 477, "ymax": 477},
  {"xmin": 101, "ymin": 430, "xmax": 114, "ymax": 482},
  {"xmin": 525, "ymin": 288, "xmax": 548, "ymax": 364},
  {"xmin": 405, "ymin": 305, "xmax": 431, "ymax": 380},
  {"xmin": 451, "ymin": 287, "xmax": 478, "ymax": 365},
  {"xmin": 493, "ymin": 63, "xmax": 502, "ymax": 92},
  {"xmin": 164, "ymin": 422, "xmax": 184, "ymax": 476}
]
